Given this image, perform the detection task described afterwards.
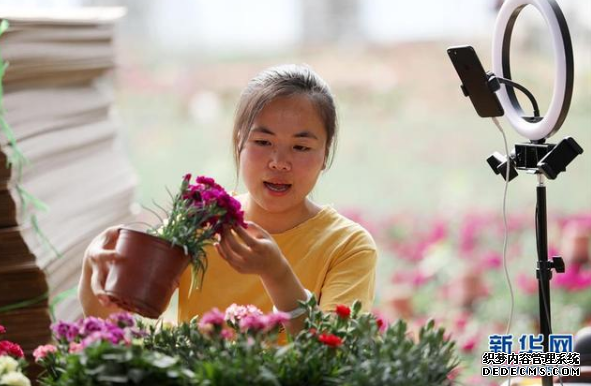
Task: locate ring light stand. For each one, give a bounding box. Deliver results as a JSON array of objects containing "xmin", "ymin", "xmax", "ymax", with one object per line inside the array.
[
  {"xmin": 492, "ymin": 0, "xmax": 574, "ymax": 141},
  {"xmin": 450, "ymin": 1, "xmax": 584, "ymax": 385}
]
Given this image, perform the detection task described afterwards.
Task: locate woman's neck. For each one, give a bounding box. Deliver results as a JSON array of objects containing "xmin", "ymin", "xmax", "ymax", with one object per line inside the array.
[{"xmin": 237, "ymin": 194, "xmax": 322, "ymax": 234}]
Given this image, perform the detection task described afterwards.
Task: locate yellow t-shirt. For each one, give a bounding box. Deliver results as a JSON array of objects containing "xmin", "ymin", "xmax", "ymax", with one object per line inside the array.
[{"xmin": 177, "ymin": 205, "xmax": 378, "ymax": 322}]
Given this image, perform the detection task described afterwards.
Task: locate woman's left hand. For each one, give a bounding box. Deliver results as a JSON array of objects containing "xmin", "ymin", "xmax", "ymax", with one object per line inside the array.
[{"xmin": 215, "ymin": 221, "xmax": 288, "ymax": 281}]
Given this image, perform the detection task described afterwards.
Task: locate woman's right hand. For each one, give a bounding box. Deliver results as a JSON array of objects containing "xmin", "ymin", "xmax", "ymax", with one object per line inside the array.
[{"xmin": 78, "ymin": 225, "xmax": 125, "ymax": 317}]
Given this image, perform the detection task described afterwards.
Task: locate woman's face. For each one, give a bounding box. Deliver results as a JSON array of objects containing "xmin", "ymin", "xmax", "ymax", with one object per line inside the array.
[{"xmin": 239, "ymin": 95, "xmax": 327, "ymax": 215}]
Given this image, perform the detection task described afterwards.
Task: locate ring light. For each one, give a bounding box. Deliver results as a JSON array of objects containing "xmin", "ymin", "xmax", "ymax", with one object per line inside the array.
[
  {"xmin": 492, "ymin": 0, "xmax": 573, "ymax": 141},
  {"xmin": 451, "ymin": 5, "xmax": 584, "ymax": 385}
]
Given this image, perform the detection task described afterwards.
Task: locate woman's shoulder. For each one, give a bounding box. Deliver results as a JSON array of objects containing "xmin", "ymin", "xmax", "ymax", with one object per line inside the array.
[{"xmin": 306, "ymin": 205, "xmax": 377, "ymax": 251}]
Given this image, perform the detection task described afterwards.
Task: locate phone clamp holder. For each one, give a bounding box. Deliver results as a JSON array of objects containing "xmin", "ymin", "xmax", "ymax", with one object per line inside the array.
[
  {"xmin": 486, "ymin": 72, "xmax": 540, "ymax": 119},
  {"xmin": 487, "ymin": 136, "xmax": 583, "ymax": 181}
]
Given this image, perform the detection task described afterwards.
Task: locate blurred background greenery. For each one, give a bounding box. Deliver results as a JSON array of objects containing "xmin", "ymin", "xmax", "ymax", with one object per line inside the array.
[{"xmin": 101, "ymin": 1, "xmax": 591, "ymax": 218}]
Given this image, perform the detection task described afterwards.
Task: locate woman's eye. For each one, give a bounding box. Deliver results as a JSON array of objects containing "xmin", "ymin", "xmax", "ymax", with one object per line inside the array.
[
  {"xmin": 294, "ymin": 145, "xmax": 311, "ymax": 152},
  {"xmin": 254, "ymin": 140, "xmax": 270, "ymax": 146}
]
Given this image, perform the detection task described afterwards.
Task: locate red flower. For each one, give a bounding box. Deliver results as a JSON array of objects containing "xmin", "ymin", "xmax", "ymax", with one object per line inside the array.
[
  {"xmin": 0, "ymin": 340, "xmax": 24, "ymax": 358},
  {"xmin": 318, "ymin": 333, "xmax": 343, "ymax": 347},
  {"xmin": 335, "ymin": 304, "xmax": 351, "ymax": 319},
  {"xmin": 376, "ymin": 317, "xmax": 385, "ymax": 330}
]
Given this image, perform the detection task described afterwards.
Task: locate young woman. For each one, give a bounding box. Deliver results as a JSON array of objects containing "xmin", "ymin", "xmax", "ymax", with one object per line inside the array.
[{"xmin": 79, "ymin": 64, "xmax": 378, "ymax": 335}]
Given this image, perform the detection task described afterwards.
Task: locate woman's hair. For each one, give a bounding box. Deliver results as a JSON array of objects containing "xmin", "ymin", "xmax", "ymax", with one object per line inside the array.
[{"xmin": 232, "ymin": 64, "xmax": 338, "ymax": 175}]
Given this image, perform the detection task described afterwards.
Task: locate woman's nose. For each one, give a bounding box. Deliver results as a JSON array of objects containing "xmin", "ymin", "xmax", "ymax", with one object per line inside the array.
[{"xmin": 269, "ymin": 149, "xmax": 291, "ymax": 171}]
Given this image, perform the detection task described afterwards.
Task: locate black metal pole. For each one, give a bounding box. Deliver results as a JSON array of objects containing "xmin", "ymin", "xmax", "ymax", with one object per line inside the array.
[{"xmin": 536, "ymin": 177, "xmax": 553, "ymax": 386}]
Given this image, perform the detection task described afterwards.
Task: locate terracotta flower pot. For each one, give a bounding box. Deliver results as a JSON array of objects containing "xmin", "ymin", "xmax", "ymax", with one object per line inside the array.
[{"xmin": 104, "ymin": 228, "xmax": 191, "ymax": 319}]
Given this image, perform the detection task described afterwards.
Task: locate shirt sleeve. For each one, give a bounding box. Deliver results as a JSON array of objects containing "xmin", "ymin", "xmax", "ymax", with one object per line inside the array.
[{"xmin": 317, "ymin": 229, "xmax": 378, "ymax": 314}]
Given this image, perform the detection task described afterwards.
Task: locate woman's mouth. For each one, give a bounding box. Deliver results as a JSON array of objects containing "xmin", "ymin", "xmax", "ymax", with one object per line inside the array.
[{"xmin": 263, "ymin": 181, "xmax": 292, "ymax": 195}]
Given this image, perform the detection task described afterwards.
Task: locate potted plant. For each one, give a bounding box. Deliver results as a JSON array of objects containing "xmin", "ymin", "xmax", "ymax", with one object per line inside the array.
[{"xmin": 103, "ymin": 174, "xmax": 246, "ymax": 318}]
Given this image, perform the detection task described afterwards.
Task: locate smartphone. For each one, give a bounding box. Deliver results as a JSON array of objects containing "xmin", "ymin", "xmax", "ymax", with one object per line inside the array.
[{"xmin": 447, "ymin": 45, "xmax": 504, "ymax": 118}]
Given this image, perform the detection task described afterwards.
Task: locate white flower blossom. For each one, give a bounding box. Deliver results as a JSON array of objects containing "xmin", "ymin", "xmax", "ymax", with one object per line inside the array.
[
  {"xmin": 0, "ymin": 356, "xmax": 19, "ymax": 375},
  {"xmin": 0, "ymin": 371, "xmax": 31, "ymax": 386}
]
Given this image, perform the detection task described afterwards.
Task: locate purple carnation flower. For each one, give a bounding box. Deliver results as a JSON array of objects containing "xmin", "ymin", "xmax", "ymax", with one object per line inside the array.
[
  {"xmin": 104, "ymin": 326, "xmax": 126, "ymax": 344},
  {"xmin": 79, "ymin": 316, "xmax": 105, "ymax": 336},
  {"xmin": 108, "ymin": 312, "xmax": 135, "ymax": 328},
  {"xmin": 196, "ymin": 176, "xmax": 222, "ymax": 189},
  {"xmin": 51, "ymin": 321, "xmax": 79, "ymax": 342}
]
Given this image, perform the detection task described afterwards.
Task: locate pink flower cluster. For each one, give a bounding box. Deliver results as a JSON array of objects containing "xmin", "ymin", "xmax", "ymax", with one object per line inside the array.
[
  {"xmin": 48, "ymin": 312, "xmax": 144, "ymax": 355},
  {"xmin": 224, "ymin": 304, "xmax": 264, "ymax": 325},
  {"xmin": 32, "ymin": 344, "xmax": 57, "ymax": 362},
  {"xmin": 239, "ymin": 312, "xmax": 290, "ymax": 333},
  {"xmin": 555, "ymin": 264, "xmax": 591, "ymax": 291},
  {"xmin": 198, "ymin": 304, "xmax": 290, "ymax": 337},
  {"xmin": 0, "ymin": 324, "xmax": 24, "ymax": 359},
  {"xmin": 181, "ymin": 174, "xmax": 247, "ymax": 232}
]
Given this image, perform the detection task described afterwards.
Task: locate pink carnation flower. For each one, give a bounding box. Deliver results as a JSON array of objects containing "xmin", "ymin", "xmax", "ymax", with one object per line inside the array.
[
  {"xmin": 460, "ymin": 336, "xmax": 478, "ymax": 353},
  {"xmin": 224, "ymin": 304, "xmax": 263, "ymax": 325},
  {"xmin": 33, "ymin": 344, "xmax": 57, "ymax": 362},
  {"xmin": 239, "ymin": 314, "xmax": 267, "ymax": 332},
  {"xmin": 221, "ymin": 328, "xmax": 235, "ymax": 340},
  {"xmin": 199, "ymin": 308, "xmax": 225, "ymax": 327},
  {"xmin": 481, "ymin": 251, "xmax": 502, "ymax": 270},
  {"xmin": 68, "ymin": 342, "xmax": 84, "ymax": 354},
  {"xmin": 263, "ymin": 312, "xmax": 290, "ymax": 331},
  {"xmin": 555, "ymin": 264, "xmax": 591, "ymax": 291}
]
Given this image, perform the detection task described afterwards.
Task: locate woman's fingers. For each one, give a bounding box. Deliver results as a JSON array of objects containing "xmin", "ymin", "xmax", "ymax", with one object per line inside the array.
[
  {"xmin": 88, "ymin": 227, "xmax": 121, "ymax": 263},
  {"xmin": 219, "ymin": 232, "xmax": 245, "ymax": 263},
  {"xmin": 92, "ymin": 225, "xmax": 121, "ymax": 251},
  {"xmin": 103, "ymin": 226, "xmax": 121, "ymax": 247},
  {"xmin": 243, "ymin": 221, "xmax": 271, "ymax": 238},
  {"xmin": 89, "ymin": 250, "xmax": 119, "ymax": 265},
  {"xmin": 233, "ymin": 224, "xmax": 261, "ymax": 248},
  {"xmin": 215, "ymin": 242, "xmax": 245, "ymax": 273},
  {"xmin": 90, "ymin": 262, "xmax": 112, "ymax": 307},
  {"xmin": 222, "ymin": 228, "xmax": 251, "ymax": 256}
]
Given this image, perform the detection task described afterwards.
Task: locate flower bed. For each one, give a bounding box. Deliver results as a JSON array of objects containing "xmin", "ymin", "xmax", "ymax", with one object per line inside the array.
[
  {"xmin": 0, "ymin": 325, "xmax": 30, "ymax": 386},
  {"xmin": 357, "ymin": 209, "xmax": 591, "ymax": 384},
  {"xmin": 33, "ymin": 299, "xmax": 459, "ymax": 385}
]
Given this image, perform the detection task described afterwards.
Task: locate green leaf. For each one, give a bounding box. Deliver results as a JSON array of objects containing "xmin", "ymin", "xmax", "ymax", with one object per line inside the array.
[{"xmin": 0, "ymin": 20, "xmax": 8, "ymax": 36}]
